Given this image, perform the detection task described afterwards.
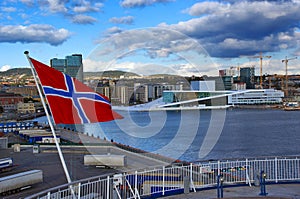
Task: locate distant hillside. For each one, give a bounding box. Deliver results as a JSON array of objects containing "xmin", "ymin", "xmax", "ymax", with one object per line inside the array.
[
  {"xmin": 84, "ymin": 70, "xmax": 140, "ymax": 78},
  {"xmin": 0, "ymin": 68, "xmax": 140, "ymax": 78},
  {"xmin": 0, "ymin": 68, "xmax": 32, "ymax": 76},
  {"xmin": 148, "ymin": 74, "xmax": 183, "ymax": 78}
]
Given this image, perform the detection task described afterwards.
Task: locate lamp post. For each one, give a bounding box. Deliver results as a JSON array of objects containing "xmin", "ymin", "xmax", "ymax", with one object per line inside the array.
[
  {"xmin": 259, "ymin": 170, "xmax": 268, "ymax": 196},
  {"xmin": 217, "ymin": 174, "xmax": 224, "ymax": 198}
]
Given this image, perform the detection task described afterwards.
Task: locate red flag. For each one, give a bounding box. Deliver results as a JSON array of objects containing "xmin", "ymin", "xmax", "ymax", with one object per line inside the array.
[{"xmin": 30, "ymin": 58, "xmax": 122, "ymax": 124}]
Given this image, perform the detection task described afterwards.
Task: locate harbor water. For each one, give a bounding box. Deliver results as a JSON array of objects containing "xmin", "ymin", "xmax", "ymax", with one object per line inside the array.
[{"xmin": 36, "ymin": 109, "xmax": 300, "ymax": 162}]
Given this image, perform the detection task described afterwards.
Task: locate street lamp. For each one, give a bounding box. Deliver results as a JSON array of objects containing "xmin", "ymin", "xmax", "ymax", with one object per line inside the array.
[
  {"xmin": 259, "ymin": 170, "xmax": 268, "ymax": 196},
  {"xmin": 217, "ymin": 174, "xmax": 224, "ymax": 198}
]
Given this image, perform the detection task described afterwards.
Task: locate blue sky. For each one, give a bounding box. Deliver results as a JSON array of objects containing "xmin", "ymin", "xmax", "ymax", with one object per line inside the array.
[{"xmin": 0, "ymin": 0, "xmax": 300, "ymax": 76}]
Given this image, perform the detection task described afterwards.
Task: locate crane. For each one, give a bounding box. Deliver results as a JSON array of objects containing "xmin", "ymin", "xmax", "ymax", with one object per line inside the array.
[
  {"xmin": 281, "ymin": 56, "xmax": 297, "ymax": 97},
  {"xmin": 230, "ymin": 65, "xmax": 240, "ymax": 80},
  {"xmin": 252, "ymin": 52, "xmax": 272, "ymax": 88},
  {"xmin": 240, "ymin": 52, "xmax": 271, "ymax": 88}
]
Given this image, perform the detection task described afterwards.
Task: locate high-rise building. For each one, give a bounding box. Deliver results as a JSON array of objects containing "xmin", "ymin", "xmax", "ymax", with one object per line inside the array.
[
  {"xmin": 50, "ymin": 54, "xmax": 83, "ymax": 82},
  {"xmin": 240, "ymin": 67, "xmax": 255, "ymax": 89},
  {"xmin": 50, "ymin": 58, "xmax": 65, "ymax": 74}
]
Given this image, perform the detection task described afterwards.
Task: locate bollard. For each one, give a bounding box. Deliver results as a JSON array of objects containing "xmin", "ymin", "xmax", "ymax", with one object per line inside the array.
[
  {"xmin": 183, "ymin": 176, "xmax": 190, "ymax": 194},
  {"xmin": 33, "ymin": 144, "xmax": 40, "ymax": 153}
]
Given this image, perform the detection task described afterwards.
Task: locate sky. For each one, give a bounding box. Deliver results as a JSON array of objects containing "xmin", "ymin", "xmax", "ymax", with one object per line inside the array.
[{"xmin": 1, "ymin": 0, "xmax": 300, "ymax": 76}]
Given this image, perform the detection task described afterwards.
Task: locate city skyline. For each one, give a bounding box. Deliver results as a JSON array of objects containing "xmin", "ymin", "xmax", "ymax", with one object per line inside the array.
[{"xmin": 0, "ymin": 0, "xmax": 300, "ymax": 76}]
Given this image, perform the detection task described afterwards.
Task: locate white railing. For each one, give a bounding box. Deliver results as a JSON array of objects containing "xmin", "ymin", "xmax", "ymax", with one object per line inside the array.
[{"xmin": 25, "ymin": 157, "xmax": 300, "ymax": 199}]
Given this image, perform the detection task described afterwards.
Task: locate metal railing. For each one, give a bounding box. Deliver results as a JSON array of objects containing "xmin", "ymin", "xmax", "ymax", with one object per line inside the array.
[{"xmin": 26, "ymin": 157, "xmax": 300, "ymax": 199}]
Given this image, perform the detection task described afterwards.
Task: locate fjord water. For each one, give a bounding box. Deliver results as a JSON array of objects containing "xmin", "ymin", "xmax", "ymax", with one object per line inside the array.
[
  {"xmin": 40, "ymin": 109, "xmax": 300, "ymax": 162},
  {"xmin": 86, "ymin": 109, "xmax": 300, "ymax": 162}
]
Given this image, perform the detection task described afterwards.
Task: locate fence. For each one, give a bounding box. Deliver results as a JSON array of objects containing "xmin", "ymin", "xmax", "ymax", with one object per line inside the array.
[{"xmin": 26, "ymin": 157, "xmax": 300, "ymax": 199}]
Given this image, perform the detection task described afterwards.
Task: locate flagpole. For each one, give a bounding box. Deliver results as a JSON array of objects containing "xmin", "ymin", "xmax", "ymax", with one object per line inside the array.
[{"xmin": 24, "ymin": 51, "xmax": 72, "ymax": 184}]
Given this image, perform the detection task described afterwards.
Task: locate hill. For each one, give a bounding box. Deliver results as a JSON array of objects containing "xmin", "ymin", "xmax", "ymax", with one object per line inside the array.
[
  {"xmin": 0, "ymin": 68, "xmax": 140, "ymax": 79},
  {"xmin": 84, "ymin": 70, "xmax": 140, "ymax": 78},
  {"xmin": 0, "ymin": 68, "xmax": 32, "ymax": 76}
]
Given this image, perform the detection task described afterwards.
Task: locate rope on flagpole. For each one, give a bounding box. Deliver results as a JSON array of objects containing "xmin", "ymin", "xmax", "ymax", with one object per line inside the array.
[{"xmin": 24, "ymin": 51, "xmax": 72, "ymax": 184}]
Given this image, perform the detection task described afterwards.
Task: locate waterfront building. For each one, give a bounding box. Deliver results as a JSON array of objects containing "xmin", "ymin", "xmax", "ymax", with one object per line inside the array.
[
  {"xmin": 147, "ymin": 84, "xmax": 183, "ymax": 101},
  {"xmin": 222, "ymin": 76, "xmax": 233, "ymax": 90},
  {"xmin": 17, "ymin": 102, "xmax": 35, "ymax": 114},
  {"xmin": 95, "ymin": 80, "xmax": 110, "ymax": 98},
  {"xmin": 228, "ymin": 89, "xmax": 284, "ymax": 105},
  {"xmin": 50, "ymin": 58, "xmax": 65, "ymax": 73},
  {"xmin": 205, "ymin": 76, "xmax": 230, "ymax": 90},
  {"xmin": 19, "ymin": 129, "xmax": 60, "ymax": 144},
  {"xmin": 117, "ymin": 83, "xmax": 186, "ymax": 105},
  {"xmin": 96, "ymin": 86, "xmax": 110, "ymax": 99},
  {"xmin": 6, "ymin": 86, "xmax": 38, "ymax": 98},
  {"xmin": 190, "ymin": 80, "xmax": 215, "ymax": 91},
  {"xmin": 240, "ymin": 67, "xmax": 255, "ymax": 89},
  {"xmin": 0, "ymin": 92, "xmax": 23, "ymax": 111},
  {"xmin": 162, "ymin": 90, "xmax": 229, "ymax": 106},
  {"xmin": 232, "ymin": 82, "xmax": 246, "ymax": 90},
  {"xmin": 133, "ymin": 83, "xmax": 148, "ymax": 104},
  {"xmin": 219, "ymin": 69, "xmax": 226, "ymax": 77},
  {"xmin": 219, "ymin": 67, "xmax": 239, "ymax": 77},
  {"xmin": 162, "ymin": 89, "xmax": 284, "ymax": 107},
  {"xmin": 66, "ymin": 54, "xmax": 83, "ymax": 82},
  {"xmin": 34, "ymin": 102, "xmax": 44, "ymax": 113},
  {"xmin": 115, "ymin": 86, "xmax": 131, "ymax": 105},
  {"xmin": 50, "ymin": 54, "xmax": 83, "ymax": 82},
  {"xmin": 95, "ymin": 80, "xmax": 111, "ymax": 99}
]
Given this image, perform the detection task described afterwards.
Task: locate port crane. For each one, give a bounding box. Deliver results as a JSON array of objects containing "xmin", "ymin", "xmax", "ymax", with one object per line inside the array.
[{"xmin": 282, "ymin": 56, "xmax": 297, "ymax": 96}]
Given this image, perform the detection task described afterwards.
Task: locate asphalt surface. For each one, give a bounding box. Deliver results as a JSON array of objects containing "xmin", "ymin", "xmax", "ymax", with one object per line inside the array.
[
  {"xmin": 160, "ymin": 183, "xmax": 300, "ymax": 199},
  {"xmin": 0, "ymin": 129, "xmax": 171, "ymax": 199}
]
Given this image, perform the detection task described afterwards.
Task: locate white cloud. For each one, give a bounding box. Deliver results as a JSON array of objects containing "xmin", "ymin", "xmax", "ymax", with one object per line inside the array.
[
  {"xmin": 0, "ymin": 65, "xmax": 11, "ymax": 72},
  {"xmin": 1, "ymin": 6, "xmax": 17, "ymax": 12},
  {"xmin": 120, "ymin": 0, "xmax": 173, "ymax": 8},
  {"xmin": 105, "ymin": 26, "xmax": 123, "ymax": 35},
  {"xmin": 73, "ymin": 1, "xmax": 103, "ymax": 13},
  {"xmin": 47, "ymin": 0, "xmax": 67, "ymax": 13},
  {"xmin": 184, "ymin": 2, "xmax": 228, "ymax": 16},
  {"xmin": 88, "ymin": 27, "xmax": 219, "ymax": 76},
  {"xmin": 71, "ymin": 14, "xmax": 97, "ymax": 24},
  {"xmin": 21, "ymin": 0, "xmax": 34, "ymax": 6},
  {"xmin": 164, "ymin": 1, "xmax": 300, "ymax": 58},
  {"xmin": 109, "ymin": 16, "xmax": 134, "ymax": 25},
  {"xmin": 0, "ymin": 24, "xmax": 71, "ymax": 45}
]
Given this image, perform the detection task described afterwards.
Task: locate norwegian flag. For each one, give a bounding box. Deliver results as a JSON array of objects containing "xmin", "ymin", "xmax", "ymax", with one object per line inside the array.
[{"xmin": 30, "ymin": 58, "xmax": 122, "ymax": 124}]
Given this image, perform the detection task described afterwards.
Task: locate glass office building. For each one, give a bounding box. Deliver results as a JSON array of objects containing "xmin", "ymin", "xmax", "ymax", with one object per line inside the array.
[
  {"xmin": 240, "ymin": 67, "xmax": 255, "ymax": 89},
  {"xmin": 50, "ymin": 54, "xmax": 83, "ymax": 82}
]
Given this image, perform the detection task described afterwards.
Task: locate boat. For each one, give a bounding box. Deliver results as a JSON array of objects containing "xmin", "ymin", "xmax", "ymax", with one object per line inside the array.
[
  {"xmin": 283, "ymin": 106, "xmax": 300, "ymax": 111},
  {"xmin": 283, "ymin": 102, "xmax": 300, "ymax": 111}
]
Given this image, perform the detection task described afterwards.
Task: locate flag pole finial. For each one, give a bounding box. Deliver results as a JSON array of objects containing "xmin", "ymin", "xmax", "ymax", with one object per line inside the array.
[{"xmin": 24, "ymin": 51, "xmax": 29, "ymax": 55}]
